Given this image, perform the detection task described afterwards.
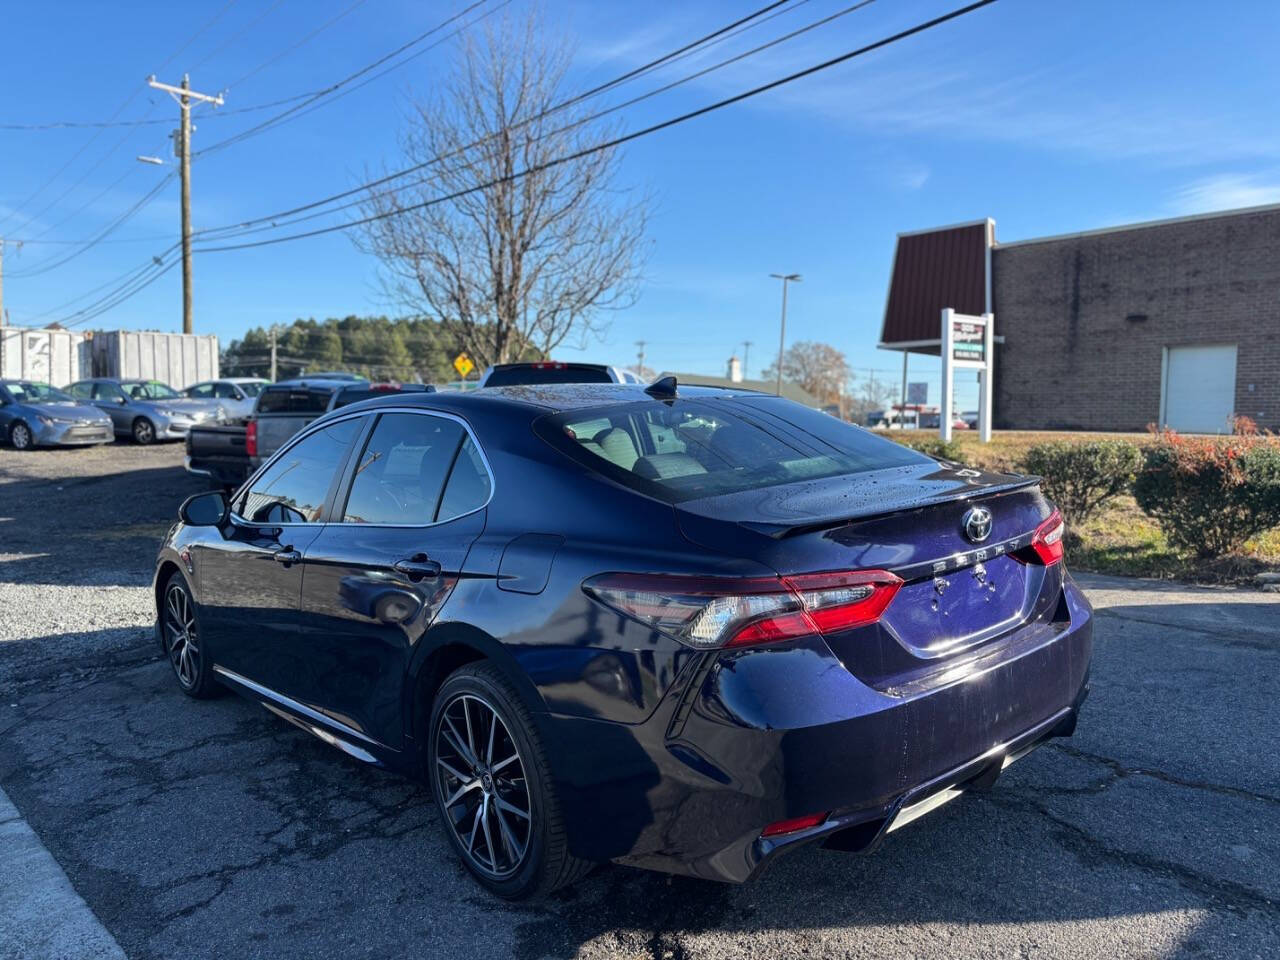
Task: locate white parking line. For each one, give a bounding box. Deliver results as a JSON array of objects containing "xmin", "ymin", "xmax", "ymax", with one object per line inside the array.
[{"xmin": 0, "ymin": 786, "xmax": 125, "ymax": 960}]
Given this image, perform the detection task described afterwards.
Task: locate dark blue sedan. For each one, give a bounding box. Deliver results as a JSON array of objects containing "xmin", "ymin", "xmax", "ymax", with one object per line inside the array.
[{"xmin": 153, "ymin": 381, "xmax": 1091, "ymax": 899}]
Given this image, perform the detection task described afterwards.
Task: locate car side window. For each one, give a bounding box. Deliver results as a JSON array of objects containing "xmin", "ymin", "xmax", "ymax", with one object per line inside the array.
[
  {"xmin": 437, "ymin": 437, "xmax": 492, "ymax": 522},
  {"xmin": 188, "ymin": 383, "xmax": 214, "ymax": 398},
  {"xmin": 67, "ymin": 382, "xmax": 91, "ymax": 399},
  {"xmin": 237, "ymin": 418, "xmax": 362, "ymax": 524},
  {"xmin": 341, "ymin": 413, "xmax": 465, "ymax": 525},
  {"xmin": 214, "ymin": 383, "xmax": 239, "ymax": 399},
  {"xmin": 92, "ymin": 383, "xmax": 122, "ymax": 401}
]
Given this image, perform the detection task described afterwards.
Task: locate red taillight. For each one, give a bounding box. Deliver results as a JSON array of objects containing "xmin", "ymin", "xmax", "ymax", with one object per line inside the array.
[
  {"xmin": 583, "ymin": 569, "xmax": 901, "ymax": 650},
  {"xmin": 761, "ymin": 811, "xmax": 828, "ymax": 837},
  {"xmin": 1017, "ymin": 509, "xmax": 1065, "ymax": 565},
  {"xmin": 532, "ymin": 361, "xmax": 568, "ymax": 369},
  {"xmin": 245, "ymin": 419, "xmax": 258, "ymax": 458}
]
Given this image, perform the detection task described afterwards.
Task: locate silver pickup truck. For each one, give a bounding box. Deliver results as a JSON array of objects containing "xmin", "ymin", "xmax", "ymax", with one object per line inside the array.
[{"xmin": 185, "ymin": 379, "xmax": 434, "ymax": 487}]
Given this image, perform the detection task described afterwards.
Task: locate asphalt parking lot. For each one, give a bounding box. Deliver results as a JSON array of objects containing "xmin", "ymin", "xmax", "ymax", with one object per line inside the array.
[{"xmin": 1, "ymin": 443, "xmax": 1278, "ymax": 960}]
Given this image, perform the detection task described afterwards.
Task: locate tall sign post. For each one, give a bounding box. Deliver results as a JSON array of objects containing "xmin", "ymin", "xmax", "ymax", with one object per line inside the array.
[{"xmin": 939, "ymin": 308, "xmax": 994, "ymax": 442}]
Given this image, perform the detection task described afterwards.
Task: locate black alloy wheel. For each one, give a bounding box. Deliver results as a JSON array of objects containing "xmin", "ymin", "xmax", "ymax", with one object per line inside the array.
[
  {"xmin": 162, "ymin": 574, "xmax": 220, "ymax": 698},
  {"xmin": 428, "ymin": 663, "xmax": 592, "ymax": 899}
]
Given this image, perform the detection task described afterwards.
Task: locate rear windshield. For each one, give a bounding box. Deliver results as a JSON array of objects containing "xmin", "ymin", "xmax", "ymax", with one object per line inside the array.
[
  {"xmin": 239, "ymin": 382, "xmax": 266, "ymax": 397},
  {"xmin": 535, "ymin": 397, "xmax": 929, "ymax": 503},
  {"xmin": 256, "ymin": 388, "xmax": 332, "ymax": 414},
  {"xmin": 484, "ymin": 365, "xmax": 612, "ymax": 387}
]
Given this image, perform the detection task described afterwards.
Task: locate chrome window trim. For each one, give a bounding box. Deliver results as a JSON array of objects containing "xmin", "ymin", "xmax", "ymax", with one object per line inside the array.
[
  {"xmin": 333, "ymin": 406, "xmax": 496, "ymax": 529},
  {"xmin": 230, "ymin": 405, "xmax": 495, "ymax": 530}
]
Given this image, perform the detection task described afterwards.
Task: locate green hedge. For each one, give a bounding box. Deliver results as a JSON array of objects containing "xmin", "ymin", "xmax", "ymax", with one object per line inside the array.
[
  {"xmin": 1022, "ymin": 440, "xmax": 1142, "ymax": 524},
  {"xmin": 882, "ymin": 432, "xmax": 964, "ymax": 462},
  {"xmin": 1133, "ymin": 434, "xmax": 1280, "ymax": 557}
]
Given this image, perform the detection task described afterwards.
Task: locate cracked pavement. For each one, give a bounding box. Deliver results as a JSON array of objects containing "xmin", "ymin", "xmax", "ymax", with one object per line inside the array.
[{"xmin": 2, "ymin": 445, "xmax": 1279, "ymax": 959}]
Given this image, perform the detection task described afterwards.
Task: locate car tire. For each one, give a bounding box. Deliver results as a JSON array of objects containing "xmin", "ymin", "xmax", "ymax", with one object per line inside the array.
[
  {"xmin": 160, "ymin": 572, "xmax": 222, "ymax": 699},
  {"xmin": 132, "ymin": 417, "xmax": 156, "ymax": 445},
  {"xmin": 428, "ymin": 663, "xmax": 593, "ymax": 899},
  {"xmin": 9, "ymin": 421, "xmax": 34, "ymax": 451}
]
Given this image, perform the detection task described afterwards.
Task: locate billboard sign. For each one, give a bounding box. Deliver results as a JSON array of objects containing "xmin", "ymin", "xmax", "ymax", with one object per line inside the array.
[
  {"xmin": 950, "ymin": 317, "xmax": 987, "ymax": 366},
  {"xmin": 940, "ymin": 309, "xmax": 994, "ymax": 443}
]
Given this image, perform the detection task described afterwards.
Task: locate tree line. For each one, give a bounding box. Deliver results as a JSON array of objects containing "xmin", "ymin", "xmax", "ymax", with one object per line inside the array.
[{"xmin": 220, "ymin": 315, "xmax": 541, "ymax": 383}]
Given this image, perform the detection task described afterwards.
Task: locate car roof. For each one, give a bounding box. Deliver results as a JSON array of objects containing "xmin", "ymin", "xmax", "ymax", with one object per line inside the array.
[
  {"xmin": 334, "ymin": 381, "xmax": 781, "ymax": 417},
  {"xmin": 267, "ymin": 378, "xmax": 356, "ymax": 390}
]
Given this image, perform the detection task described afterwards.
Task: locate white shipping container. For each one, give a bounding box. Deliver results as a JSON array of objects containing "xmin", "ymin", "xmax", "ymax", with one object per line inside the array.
[
  {"xmin": 91, "ymin": 330, "xmax": 219, "ymax": 390},
  {"xmin": 0, "ymin": 326, "xmax": 92, "ymax": 385}
]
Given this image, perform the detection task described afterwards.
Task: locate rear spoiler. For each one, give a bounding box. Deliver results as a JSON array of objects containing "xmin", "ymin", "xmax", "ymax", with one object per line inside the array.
[{"xmin": 735, "ymin": 475, "xmax": 1042, "ymax": 540}]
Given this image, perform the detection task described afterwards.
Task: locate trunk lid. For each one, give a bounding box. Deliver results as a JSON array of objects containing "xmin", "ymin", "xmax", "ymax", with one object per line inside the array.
[{"xmin": 675, "ymin": 461, "xmax": 1062, "ymax": 690}]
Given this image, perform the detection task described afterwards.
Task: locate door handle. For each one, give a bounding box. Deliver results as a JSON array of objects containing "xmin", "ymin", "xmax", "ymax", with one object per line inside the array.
[
  {"xmin": 273, "ymin": 548, "xmax": 301, "ymax": 564},
  {"xmin": 394, "ymin": 555, "xmax": 442, "ymax": 580}
]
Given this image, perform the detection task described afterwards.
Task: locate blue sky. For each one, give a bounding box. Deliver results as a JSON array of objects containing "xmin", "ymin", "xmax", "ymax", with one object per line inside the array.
[{"xmin": 3, "ymin": 0, "xmax": 1278, "ymax": 406}]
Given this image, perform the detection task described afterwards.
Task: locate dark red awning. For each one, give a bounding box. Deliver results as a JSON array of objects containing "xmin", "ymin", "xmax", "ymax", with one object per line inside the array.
[{"xmin": 880, "ymin": 221, "xmax": 990, "ymax": 353}]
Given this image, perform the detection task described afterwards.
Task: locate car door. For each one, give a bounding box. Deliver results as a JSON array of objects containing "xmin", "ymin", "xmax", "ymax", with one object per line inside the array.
[
  {"xmin": 90, "ymin": 382, "xmax": 130, "ymax": 432},
  {"xmin": 194, "ymin": 415, "xmax": 365, "ymax": 700},
  {"xmin": 214, "ymin": 381, "xmax": 247, "ymax": 419},
  {"xmin": 295, "ymin": 410, "xmax": 492, "ymax": 749}
]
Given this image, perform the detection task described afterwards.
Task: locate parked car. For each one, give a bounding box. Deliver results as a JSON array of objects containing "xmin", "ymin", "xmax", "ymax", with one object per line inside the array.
[
  {"xmin": 0, "ymin": 379, "xmax": 114, "ymax": 449},
  {"xmin": 184, "ymin": 381, "xmax": 433, "ymax": 488},
  {"xmin": 917, "ymin": 412, "xmax": 971, "ymax": 431},
  {"xmin": 155, "ymin": 382, "xmax": 1092, "ymax": 899},
  {"xmin": 183, "ymin": 378, "xmax": 269, "ymax": 422},
  {"xmin": 64, "ymin": 378, "xmax": 226, "ymax": 444},
  {"xmin": 477, "ymin": 361, "xmax": 629, "ymax": 387}
]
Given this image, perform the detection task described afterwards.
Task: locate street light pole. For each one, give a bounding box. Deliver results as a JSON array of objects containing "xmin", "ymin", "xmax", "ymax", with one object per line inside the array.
[
  {"xmin": 742, "ymin": 340, "xmax": 752, "ymax": 380},
  {"xmin": 147, "ymin": 74, "xmax": 223, "ymax": 334},
  {"xmin": 769, "ymin": 273, "xmax": 801, "ymax": 396}
]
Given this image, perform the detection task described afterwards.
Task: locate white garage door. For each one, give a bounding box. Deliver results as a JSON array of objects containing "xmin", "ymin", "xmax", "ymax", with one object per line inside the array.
[{"xmin": 1163, "ymin": 344, "xmax": 1237, "ymax": 434}]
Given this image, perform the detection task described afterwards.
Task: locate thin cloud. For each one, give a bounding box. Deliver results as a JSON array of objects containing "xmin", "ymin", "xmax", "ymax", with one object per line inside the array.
[{"xmin": 1170, "ymin": 174, "xmax": 1280, "ymax": 214}]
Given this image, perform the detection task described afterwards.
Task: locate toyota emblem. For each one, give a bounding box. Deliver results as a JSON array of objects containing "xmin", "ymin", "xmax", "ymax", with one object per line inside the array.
[{"xmin": 963, "ymin": 506, "xmax": 993, "ymax": 543}]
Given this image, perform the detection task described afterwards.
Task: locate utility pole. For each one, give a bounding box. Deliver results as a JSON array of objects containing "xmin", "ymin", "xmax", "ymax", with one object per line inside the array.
[
  {"xmin": 768, "ymin": 273, "xmax": 801, "ymax": 396},
  {"xmin": 148, "ymin": 75, "xmax": 223, "ymax": 335},
  {"xmin": 0, "ymin": 239, "xmax": 5, "ymax": 328},
  {"xmin": 269, "ymin": 327, "xmax": 278, "ymax": 382},
  {"xmin": 741, "ymin": 340, "xmax": 752, "ymax": 380},
  {"xmin": 635, "ymin": 339, "xmax": 646, "ymax": 377}
]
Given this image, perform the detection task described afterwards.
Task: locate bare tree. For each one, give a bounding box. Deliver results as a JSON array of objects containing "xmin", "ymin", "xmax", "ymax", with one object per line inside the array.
[
  {"xmin": 760, "ymin": 341, "xmax": 853, "ymax": 407},
  {"xmin": 357, "ymin": 12, "xmax": 648, "ymax": 368}
]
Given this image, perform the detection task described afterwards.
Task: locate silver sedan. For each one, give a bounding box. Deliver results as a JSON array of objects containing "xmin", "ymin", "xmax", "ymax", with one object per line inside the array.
[{"xmin": 0, "ymin": 380, "xmax": 115, "ymax": 449}]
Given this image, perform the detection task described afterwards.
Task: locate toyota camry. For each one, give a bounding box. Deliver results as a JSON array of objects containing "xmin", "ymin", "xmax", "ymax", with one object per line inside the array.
[{"xmin": 153, "ymin": 380, "xmax": 1092, "ymax": 899}]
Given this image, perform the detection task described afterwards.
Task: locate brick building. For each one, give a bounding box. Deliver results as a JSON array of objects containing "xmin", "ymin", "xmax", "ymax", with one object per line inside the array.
[{"xmin": 878, "ymin": 205, "xmax": 1280, "ymax": 433}]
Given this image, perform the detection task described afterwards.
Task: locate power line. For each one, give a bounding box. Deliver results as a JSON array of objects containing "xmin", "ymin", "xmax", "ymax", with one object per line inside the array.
[
  {"xmin": 196, "ymin": 0, "xmax": 502, "ymax": 158},
  {"xmin": 213, "ymin": 0, "xmax": 372, "ymax": 96},
  {"xmin": 6, "ymin": 174, "xmax": 177, "ymax": 279},
  {"xmin": 0, "ymin": 0, "xmax": 372, "ymax": 132},
  {"xmin": 197, "ymin": 0, "xmax": 999, "ymax": 255},
  {"xmin": 188, "ymin": 0, "xmax": 288, "ymax": 74},
  {"xmin": 0, "ymin": 0, "xmax": 239, "ymax": 230},
  {"xmin": 194, "ymin": 0, "xmax": 815, "ymax": 239}
]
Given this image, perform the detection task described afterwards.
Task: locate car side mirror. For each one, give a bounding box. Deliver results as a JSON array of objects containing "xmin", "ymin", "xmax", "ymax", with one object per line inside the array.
[
  {"xmin": 179, "ymin": 491, "xmax": 229, "ymax": 526},
  {"xmin": 116, "ymin": 396, "xmax": 128, "ymax": 404}
]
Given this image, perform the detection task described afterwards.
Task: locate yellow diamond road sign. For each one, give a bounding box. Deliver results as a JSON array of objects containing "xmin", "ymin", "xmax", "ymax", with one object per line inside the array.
[{"xmin": 453, "ymin": 353, "xmax": 474, "ymax": 379}]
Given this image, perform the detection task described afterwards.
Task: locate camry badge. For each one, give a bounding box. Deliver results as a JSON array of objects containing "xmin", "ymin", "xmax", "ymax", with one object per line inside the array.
[{"xmin": 963, "ymin": 506, "xmax": 993, "ymax": 544}]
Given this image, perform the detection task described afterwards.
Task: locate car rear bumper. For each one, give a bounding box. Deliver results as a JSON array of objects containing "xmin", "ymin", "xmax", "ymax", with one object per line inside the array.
[{"xmin": 551, "ymin": 576, "xmax": 1093, "ymax": 882}]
